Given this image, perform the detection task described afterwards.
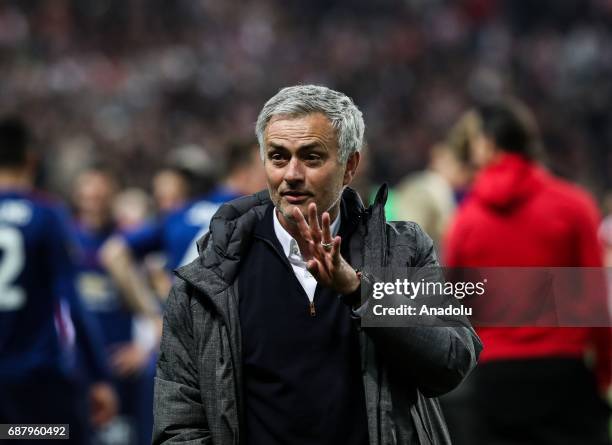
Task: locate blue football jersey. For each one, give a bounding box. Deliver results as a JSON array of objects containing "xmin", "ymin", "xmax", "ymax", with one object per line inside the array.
[
  {"xmin": 74, "ymin": 223, "xmax": 157, "ymax": 445},
  {"xmin": 124, "ymin": 197, "xmax": 221, "ymax": 270},
  {"xmin": 205, "ymin": 186, "xmax": 243, "ymax": 206},
  {"xmin": 0, "ymin": 190, "xmax": 108, "ymax": 381},
  {"xmin": 73, "ymin": 224, "xmax": 133, "ymax": 349}
]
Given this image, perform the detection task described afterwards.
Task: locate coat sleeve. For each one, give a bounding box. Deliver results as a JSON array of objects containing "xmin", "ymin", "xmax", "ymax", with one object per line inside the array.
[
  {"xmin": 152, "ymin": 281, "xmax": 213, "ymax": 444},
  {"xmin": 356, "ymin": 223, "xmax": 483, "ymax": 398}
]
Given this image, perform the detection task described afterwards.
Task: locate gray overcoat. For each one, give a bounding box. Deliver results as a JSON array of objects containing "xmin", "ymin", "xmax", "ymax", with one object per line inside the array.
[{"xmin": 152, "ymin": 185, "xmax": 482, "ymax": 445}]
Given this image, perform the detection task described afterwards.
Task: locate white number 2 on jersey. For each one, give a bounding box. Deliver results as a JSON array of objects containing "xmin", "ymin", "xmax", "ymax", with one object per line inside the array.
[{"xmin": 0, "ymin": 226, "xmax": 26, "ymax": 310}]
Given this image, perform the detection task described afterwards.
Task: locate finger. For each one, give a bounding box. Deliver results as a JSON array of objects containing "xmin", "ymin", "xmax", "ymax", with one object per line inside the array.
[
  {"xmin": 304, "ymin": 239, "xmax": 316, "ymax": 260},
  {"xmin": 322, "ymin": 247, "xmax": 335, "ymax": 272},
  {"xmin": 292, "ymin": 208, "xmax": 316, "ymax": 258},
  {"xmin": 322, "ymin": 236, "xmax": 341, "ymax": 271},
  {"xmin": 309, "ymin": 259, "xmax": 333, "ymax": 285},
  {"xmin": 331, "ymin": 236, "xmax": 342, "ymax": 263},
  {"xmin": 308, "ymin": 203, "xmax": 322, "ymax": 243},
  {"xmin": 306, "ymin": 259, "xmax": 321, "ymax": 280},
  {"xmin": 321, "ymin": 212, "xmax": 332, "ymax": 244},
  {"xmin": 292, "ymin": 206, "xmax": 313, "ymax": 242},
  {"xmin": 316, "ymin": 227, "xmax": 337, "ymax": 263}
]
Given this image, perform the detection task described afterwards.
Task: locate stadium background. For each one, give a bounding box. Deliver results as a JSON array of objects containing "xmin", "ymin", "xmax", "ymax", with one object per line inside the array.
[{"xmin": 1, "ymin": 0, "xmax": 611, "ymax": 196}]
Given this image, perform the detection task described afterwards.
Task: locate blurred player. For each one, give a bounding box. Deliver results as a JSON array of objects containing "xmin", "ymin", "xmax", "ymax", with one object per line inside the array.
[
  {"xmin": 160, "ymin": 144, "xmax": 218, "ymax": 209},
  {"xmin": 205, "ymin": 139, "xmax": 267, "ymax": 203},
  {"xmin": 394, "ymin": 143, "xmax": 470, "ymax": 249},
  {"xmin": 113, "ymin": 188, "xmax": 153, "ymax": 232},
  {"xmin": 101, "ymin": 140, "xmax": 265, "ymax": 299},
  {"xmin": 151, "ymin": 169, "xmax": 190, "ymax": 214},
  {"xmin": 0, "ymin": 117, "xmax": 117, "ymax": 444},
  {"xmin": 175, "ymin": 139, "xmax": 267, "ymax": 265},
  {"xmin": 72, "ymin": 167, "xmax": 158, "ymax": 445}
]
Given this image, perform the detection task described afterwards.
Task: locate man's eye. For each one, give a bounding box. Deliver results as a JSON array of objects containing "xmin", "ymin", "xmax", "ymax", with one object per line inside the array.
[
  {"xmin": 268, "ymin": 153, "xmax": 284, "ymax": 161},
  {"xmin": 306, "ymin": 154, "xmax": 322, "ymax": 161}
]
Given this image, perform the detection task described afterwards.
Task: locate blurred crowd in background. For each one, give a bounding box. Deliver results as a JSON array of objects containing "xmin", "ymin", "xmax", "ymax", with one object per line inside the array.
[
  {"xmin": 1, "ymin": 1, "xmax": 612, "ymax": 444},
  {"xmin": 1, "ymin": 0, "xmax": 612, "ymax": 196}
]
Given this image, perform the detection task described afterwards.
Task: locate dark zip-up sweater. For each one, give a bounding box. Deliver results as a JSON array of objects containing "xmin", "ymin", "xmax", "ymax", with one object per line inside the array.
[{"xmin": 239, "ymin": 204, "xmax": 369, "ymax": 445}]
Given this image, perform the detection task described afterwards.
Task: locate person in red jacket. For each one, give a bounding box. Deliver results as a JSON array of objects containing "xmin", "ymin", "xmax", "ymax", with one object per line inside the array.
[{"xmin": 444, "ymin": 99, "xmax": 611, "ymax": 445}]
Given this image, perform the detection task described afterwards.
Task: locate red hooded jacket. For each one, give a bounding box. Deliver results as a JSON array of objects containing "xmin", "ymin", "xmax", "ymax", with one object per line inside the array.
[{"xmin": 444, "ymin": 153, "xmax": 610, "ymax": 389}]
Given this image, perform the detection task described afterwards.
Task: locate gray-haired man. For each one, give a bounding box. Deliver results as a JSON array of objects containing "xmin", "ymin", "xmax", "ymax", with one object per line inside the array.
[{"xmin": 152, "ymin": 85, "xmax": 482, "ymax": 445}]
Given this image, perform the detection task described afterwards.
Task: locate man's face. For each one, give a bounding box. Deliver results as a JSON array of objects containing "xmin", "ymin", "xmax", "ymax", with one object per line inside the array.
[
  {"xmin": 263, "ymin": 112, "xmax": 359, "ymax": 224},
  {"xmin": 153, "ymin": 169, "xmax": 189, "ymax": 212},
  {"xmin": 470, "ymin": 133, "xmax": 497, "ymax": 169},
  {"xmin": 74, "ymin": 171, "xmax": 115, "ymax": 219}
]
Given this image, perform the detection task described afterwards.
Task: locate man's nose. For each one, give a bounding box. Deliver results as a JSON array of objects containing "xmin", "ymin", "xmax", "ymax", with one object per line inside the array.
[{"xmin": 284, "ymin": 158, "xmax": 304, "ymax": 184}]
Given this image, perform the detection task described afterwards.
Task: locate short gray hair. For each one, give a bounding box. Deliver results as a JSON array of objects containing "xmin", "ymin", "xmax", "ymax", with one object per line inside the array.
[{"xmin": 255, "ymin": 85, "xmax": 365, "ymax": 163}]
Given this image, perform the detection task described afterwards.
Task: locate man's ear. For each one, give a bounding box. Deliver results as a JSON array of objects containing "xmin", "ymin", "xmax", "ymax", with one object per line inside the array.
[{"xmin": 343, "ymin": 152, "xmax": 360, "ymax": 186}]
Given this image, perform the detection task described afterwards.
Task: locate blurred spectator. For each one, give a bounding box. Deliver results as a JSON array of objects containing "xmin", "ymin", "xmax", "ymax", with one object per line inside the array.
[
  {"xmin": 0, "ymin": 116, "xmax": 117, "ymax": 444},
  {"xmin": 72, "ymin": 166, "xmax": 157, "ymax": 445},
  {"xmin": 445, "ymin": 109, "xmax": 480, "ymax": 192},
  {"xmin": 444, "ymin": 99, "xmax": 611, "ymax": 444},
  {"xmin": 393, "ymin": 143, "xmax": 470, "ymax": 248},
  {"xmin": 1, "ymin": 1, "xmax": 612, "ymax": 196}
]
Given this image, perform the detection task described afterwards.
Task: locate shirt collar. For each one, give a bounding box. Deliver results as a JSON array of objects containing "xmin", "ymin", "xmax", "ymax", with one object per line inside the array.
[{"xmin": 273, "ymin": 208, "xmax": 341, "ymax": 261}]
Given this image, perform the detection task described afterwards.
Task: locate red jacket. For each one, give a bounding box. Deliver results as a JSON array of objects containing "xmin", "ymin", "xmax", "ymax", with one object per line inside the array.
[{"xmin": 444, "ymin": 153, "xmax": 610, "ymax": 389}]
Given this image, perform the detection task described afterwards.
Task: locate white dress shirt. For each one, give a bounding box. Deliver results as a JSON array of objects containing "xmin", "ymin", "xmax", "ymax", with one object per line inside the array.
[{"xmin": 273, "ymin": 209, "xmax": 340, "ymax": 302}]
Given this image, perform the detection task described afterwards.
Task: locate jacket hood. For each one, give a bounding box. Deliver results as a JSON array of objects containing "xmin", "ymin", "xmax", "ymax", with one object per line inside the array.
[
  {"xmin": 176, "ymin": 187, "xmax": 368, "ymax": 296},
  {"xmin": 471, "ymin": 153, "xmax": 544, "ymax": 211}
]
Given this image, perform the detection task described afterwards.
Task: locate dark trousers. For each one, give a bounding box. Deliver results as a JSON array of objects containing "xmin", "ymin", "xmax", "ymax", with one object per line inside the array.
[{"xmin": 464, "ymin": 358, "xmax": 610, "ymax": 445}]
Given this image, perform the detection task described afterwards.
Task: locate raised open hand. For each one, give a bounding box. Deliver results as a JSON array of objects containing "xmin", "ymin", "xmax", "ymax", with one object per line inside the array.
[{"xmin": 291, "ymin": 202, "xmax": 360, "ymax": 295}]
